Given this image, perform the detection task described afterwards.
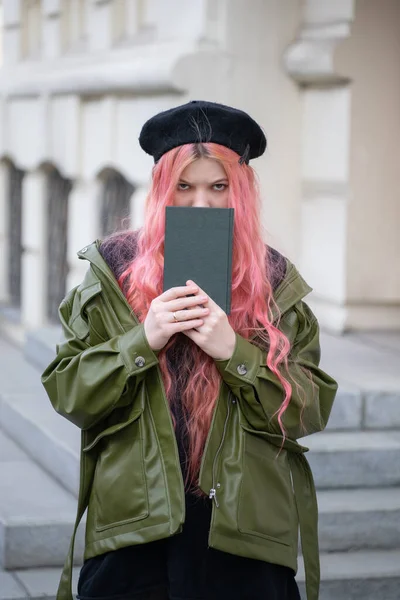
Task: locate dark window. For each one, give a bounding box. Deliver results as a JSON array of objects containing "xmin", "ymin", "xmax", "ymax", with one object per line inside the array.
[
  {"xmin": 101, "ymin": 170, "xmax": 134, "ymax": 237},
  {"xmin": 8, "ymin": 164, "xmax": 24, "ymax": 307}
]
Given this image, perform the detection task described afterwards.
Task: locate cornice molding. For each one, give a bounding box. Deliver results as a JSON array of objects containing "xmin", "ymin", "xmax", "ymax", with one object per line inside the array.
[
  {"xmin": 0, "ymin": 42, "xmax": 196, "ymax": 98},
  {"xmin": 284, "ymin": 1, "xmax": 355, "ymax": 87}
]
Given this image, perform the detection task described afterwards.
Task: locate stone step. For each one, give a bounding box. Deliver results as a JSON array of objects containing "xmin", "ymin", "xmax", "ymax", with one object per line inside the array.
[
  {"xmin": 317, "ymin": 487, "xmax": 400, "ymax": 552},
  {"xmin": 0, "ymin": 567, "xmax": 80, "ymax": 600},
  {"xmin": 302, "ymin": 430, "xmax": 400, "ymax": 488},
  {"xmin": 319, "ymin": 331, "xmax": 400, "ymax": 395},
  {"xmin": 325, "ymin": 384, "xmax": 400, "ymax": 431},
  {"xmin": 296, "ymin": 550, "xmax": 400, "ymax": 600},
  {"xmin": 0, "ymin": 429, "xmax": 84, "ymax": 570},
  {"xmin": 0, "ymin": 337, "xmax": 80, "ymax": 497},
  {"xmin": 3, "ymin": 551, "xmax": 400, "ymax": 600},
  {"xmin": 0, "ymin": 391, "xmax": 80, "ymax": 498}
]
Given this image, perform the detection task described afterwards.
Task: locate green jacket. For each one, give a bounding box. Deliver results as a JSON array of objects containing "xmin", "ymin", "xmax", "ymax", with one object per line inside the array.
[{"xmin": 41, "ymin": 241, "xmax": 338, "ymax": 600}]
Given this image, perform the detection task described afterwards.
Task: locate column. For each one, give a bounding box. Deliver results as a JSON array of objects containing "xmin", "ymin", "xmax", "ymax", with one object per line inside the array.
[
  {"xmin": 284, "ymin": 0, "xmax": 356, "ymax": 332},
  {"xmin": 130, "ymin": 184, "xmax": 148, "ymax": 229},
  {"xmin": 21, "ymin": 169, "xmax": 47, "ymax": 328},
  {"xmin": 66, "ymin": 178, "xmax": 102, "ymax": 292}
]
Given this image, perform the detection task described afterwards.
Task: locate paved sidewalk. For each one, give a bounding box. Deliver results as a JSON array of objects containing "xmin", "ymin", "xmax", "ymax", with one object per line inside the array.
[{"xmin": 319, "ymin": 330, "xmax": 400, "ymax": 392}]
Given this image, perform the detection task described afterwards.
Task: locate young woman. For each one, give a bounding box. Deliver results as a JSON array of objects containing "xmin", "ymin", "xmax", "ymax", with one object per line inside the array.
[{"xmin": 42, "ymin": 100, "xmax": 338, "ymax": 600}]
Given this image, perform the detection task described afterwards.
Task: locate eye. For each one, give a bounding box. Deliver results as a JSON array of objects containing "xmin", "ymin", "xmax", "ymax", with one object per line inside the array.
[
  {"xmin": 213, "ymin": 183, "xmax": 228, "ymax": 191},
  {"xmin": 177, "ymin": 182, "xmax": 190, "ymax": 191}
]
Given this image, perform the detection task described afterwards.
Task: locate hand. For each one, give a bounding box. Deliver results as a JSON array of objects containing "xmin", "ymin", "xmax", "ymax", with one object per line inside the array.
[
  {"xmin": 182, "ymin": 280, "xmax": 236, "ymax": 360},
  {"xmin": 144, "ymin": 284, "xmax": 210, "ymax": 351}
]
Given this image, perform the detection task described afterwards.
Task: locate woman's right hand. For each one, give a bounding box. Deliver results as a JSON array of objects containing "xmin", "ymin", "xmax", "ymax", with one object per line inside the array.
[{"xmin": 143, "ymin": 284, "xmax": 209, "ymax": 351}]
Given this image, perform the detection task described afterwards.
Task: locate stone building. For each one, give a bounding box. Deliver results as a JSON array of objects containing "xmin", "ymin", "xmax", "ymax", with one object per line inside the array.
[{"xmin": 0, "ymin": 0, "xmax": 399, "ymax": 341}]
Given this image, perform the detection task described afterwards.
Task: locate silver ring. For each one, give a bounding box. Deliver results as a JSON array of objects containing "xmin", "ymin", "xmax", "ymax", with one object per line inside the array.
[{"xmin": 173, "ymin": 311, "xmax": 179, "ymax": 322}]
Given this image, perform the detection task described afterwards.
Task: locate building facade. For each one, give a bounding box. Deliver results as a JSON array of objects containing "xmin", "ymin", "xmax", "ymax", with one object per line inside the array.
[{"xmin": 0, "ymin": 0, "xmax": 399, "ymax": 340}]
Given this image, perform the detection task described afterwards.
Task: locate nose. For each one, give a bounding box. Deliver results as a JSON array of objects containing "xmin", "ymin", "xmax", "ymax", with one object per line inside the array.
[{"xmin": 192, "ymin": 189, "xmax": 210, "ymax": 208}]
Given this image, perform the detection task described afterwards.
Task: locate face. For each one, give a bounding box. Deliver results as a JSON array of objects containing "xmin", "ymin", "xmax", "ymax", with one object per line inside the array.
[{"xmin": 173, "ymin": 157, "xmax": 229, "ymax": 208}]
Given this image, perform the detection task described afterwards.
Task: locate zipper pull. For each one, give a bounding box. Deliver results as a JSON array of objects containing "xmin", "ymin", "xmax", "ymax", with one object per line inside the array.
[{"xmin": 209, "ymin": 488, "xmax": 220, "ymax": 508}]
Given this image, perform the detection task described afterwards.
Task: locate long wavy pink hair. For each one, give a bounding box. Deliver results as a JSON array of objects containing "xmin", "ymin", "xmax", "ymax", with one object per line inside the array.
[{"xmin": 119, "ymin": 143, "xmax": 292, "ymax": 489}]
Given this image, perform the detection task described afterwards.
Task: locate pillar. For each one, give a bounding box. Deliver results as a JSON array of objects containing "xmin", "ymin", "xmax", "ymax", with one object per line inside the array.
[
  {"xmin": 130, "ymin": 183, "xmax": 148, "ymax": 229},
  {"xmin": 66, "ymin": 178, "xmax": 102, "ymax": 291},
  {"xmin": 21, "ymin": 169, "xmax": 47, "ymax": 328}
]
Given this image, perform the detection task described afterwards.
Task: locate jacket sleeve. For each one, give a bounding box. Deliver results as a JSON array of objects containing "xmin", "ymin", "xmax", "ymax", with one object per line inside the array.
[
  {"xmin": 41, "ymin": 288, "xmax": 159, "ymax": 430},
  {"xmin": 214, "ymin": 301, "xmax": 338, "ymax": 440}
]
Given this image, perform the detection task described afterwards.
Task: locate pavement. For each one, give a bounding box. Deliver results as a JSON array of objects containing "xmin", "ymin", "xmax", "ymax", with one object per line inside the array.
[{"xmin": 319, "ymin": 330, "xmax": 400, "ymax": 392}]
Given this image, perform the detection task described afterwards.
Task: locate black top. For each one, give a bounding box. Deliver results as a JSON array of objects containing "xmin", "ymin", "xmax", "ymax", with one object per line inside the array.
[{"xmin": 76, "ymin": 235, "xmax": 300, "ymax": 600}]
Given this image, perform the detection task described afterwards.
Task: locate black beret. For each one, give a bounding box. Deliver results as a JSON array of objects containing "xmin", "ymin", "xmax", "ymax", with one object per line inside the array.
[{"xmin": 139, "ymin": 100, "xmax": 267, "ymax": 164}]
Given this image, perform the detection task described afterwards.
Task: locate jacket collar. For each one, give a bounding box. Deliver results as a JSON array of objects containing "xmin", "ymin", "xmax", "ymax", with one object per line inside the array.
[
  {"xmin": 77, "ymin": 241, "xmax": 135, "ymax": 322},
  {"xmin": 77, "ymin": 240, "xmax": 114, "ymax": 281},
  {"xmin": 273, "ymin": 259, "xmax": 312, "ymax": 317}
]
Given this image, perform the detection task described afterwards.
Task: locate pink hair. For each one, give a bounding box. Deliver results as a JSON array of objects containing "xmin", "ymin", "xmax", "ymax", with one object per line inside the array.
[{"xmin": 119, "ymin": 143, "xmax": 292, "ymax": 489}]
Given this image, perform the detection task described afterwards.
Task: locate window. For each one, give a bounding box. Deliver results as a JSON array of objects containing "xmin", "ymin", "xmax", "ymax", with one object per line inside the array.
[
  {"xmin": 8, "ymin": 163, "xmax": 24, "ymax": 308},
  {"xmin": 101, "ymin": 169, "xmax": 134, "ymax": 237},
  {"xmin": 62, "ymin": 0, "xmax": 87, "ymax": 51},
  {"xmin": 21, "ymin": 0, "xmax": 42, "ymax": 59},
  {"xmin": 46, "ymin": 167, "xmax": 72, "ymax": 323},
  {"xmin": 113, "ymin": 0, "xmax": 154, "ymax": 44}
]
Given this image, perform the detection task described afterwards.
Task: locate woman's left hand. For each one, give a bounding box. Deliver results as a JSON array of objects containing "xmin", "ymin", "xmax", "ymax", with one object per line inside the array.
[{"xmin": 182, "ymin": 280, "xmax": 236, "ymax": 360}]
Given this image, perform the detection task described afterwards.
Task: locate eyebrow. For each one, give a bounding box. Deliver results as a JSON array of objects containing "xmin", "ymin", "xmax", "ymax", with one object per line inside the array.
[{"xmin": 179, "ymin": 178, "xmax": 229, "ymax": 184}]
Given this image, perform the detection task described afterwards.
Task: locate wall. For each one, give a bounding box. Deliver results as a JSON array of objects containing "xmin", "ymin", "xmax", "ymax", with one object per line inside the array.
[{"xmin": 336, "ymin": 0, "xmax": 400, "ymax": 309}]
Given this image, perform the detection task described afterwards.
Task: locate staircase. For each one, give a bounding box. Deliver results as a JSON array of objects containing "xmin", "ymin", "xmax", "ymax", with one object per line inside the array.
[
  {"xmin": 0, "ymin": 329, "xmax": 399, "ymax": 599},
  {"xmin": 0, "ymin": 335, "xmax": 83, "ymax": 600},
  {"xmin": 297, "ymin": 332, "xmax": 400, "ymax": 600}
]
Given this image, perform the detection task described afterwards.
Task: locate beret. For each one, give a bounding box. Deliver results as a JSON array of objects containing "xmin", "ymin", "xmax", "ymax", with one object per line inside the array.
[{"xmin": 139, "ymin": 100, "xmax": 267, "ymax": 164}]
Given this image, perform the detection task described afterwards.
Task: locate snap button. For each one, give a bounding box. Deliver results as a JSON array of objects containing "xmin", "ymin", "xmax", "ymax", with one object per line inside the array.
[
  {"xmin": 81, "ymin": 247, "xmax": 88, "ymax": 253},
  {"xmin": 237, "ymin": 363, "xmax": 247, "ymax": 376},
  {"xmin": 135, "ymin": 356, "xmax": 146, "ymax": 368}
]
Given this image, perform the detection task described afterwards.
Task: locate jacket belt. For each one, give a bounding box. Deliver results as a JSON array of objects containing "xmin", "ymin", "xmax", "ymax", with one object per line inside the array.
[
  {"xmin": 57, "ymin": 494, "xmax": 87, "ymax": 600},
  {"xmin": 289, "ymin": 452, "xmax": 320, "ymax": 600}
]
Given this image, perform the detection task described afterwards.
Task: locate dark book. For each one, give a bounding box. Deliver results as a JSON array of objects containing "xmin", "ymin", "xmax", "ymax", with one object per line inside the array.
[{"xmin": 163, "ymin": 207, "xmax": 234, "ymax": 314}]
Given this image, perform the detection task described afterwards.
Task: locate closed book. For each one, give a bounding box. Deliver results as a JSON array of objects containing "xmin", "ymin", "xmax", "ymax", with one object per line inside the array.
[{"xmin": 163, "ymin": 206, "xmax": 234, "ymax": 314}]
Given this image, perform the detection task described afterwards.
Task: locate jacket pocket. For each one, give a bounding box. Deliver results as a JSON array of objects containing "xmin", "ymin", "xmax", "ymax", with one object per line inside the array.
[
  {"xmin": 79, "ymin": 282, "xmax": 110, "ymax": 345},
  {"xmin": 86, "ymin": 414, "xmax": 149, "ymax": 532},
  {"xmin": 237, "ymin": 428, "xmax": 295, "ymax": 546},
  {"xmin": 86, "ymin": 304, "xmax": 109, "ymax": 344}
]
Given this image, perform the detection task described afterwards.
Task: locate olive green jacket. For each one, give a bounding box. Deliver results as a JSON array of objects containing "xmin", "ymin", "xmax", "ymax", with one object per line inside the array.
[{"xmin": 41, "ymin": 241, "xmax": 338, "ymax": 600}]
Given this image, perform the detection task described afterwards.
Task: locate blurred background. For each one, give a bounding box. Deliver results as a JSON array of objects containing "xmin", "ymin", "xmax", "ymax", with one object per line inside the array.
[{"xmin": 0, "ymin": 1, "xmax": 399, "ymax": 599}]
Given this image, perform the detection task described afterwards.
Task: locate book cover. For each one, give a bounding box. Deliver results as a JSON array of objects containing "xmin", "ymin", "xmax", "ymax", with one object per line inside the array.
[{"xmin": 163, "ymin": 207, "xmax": 234, "ymax": 314}]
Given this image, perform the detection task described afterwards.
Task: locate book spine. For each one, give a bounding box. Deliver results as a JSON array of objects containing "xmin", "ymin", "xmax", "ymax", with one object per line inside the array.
[{"xmin": 226, "ymin": 208, "xmax": 234, "ymax": 315}]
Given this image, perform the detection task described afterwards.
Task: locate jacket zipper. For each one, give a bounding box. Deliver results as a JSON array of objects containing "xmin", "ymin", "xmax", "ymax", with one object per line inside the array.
[{"xmin": 209, "ymin": 392, "xmax": 234, "ymax": 507}]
